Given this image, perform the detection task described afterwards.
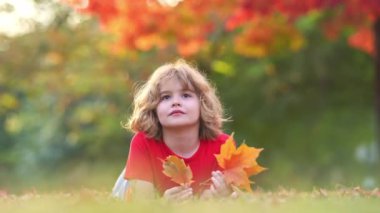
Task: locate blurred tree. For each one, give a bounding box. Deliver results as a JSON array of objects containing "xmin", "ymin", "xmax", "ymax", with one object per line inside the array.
[
  {"xmin": 210, "ymin": 33, "xmax": 374, "ymax": 188},
  {"xmin": 62, "ymin": 0, "xmax": 380, "ymax": 160},
  {"xmin": 0, "ymin": 0, "xmax": 131, "ymax": 187}
]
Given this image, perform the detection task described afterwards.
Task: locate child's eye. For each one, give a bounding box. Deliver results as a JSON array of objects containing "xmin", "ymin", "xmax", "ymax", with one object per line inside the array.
[
  {"xmin": 160, "ymin": 95, "xmax": 171, "ymax": 101},
  {"xmin": 182, "ymin": 93, "xmax": 192, "ymax": 98}
]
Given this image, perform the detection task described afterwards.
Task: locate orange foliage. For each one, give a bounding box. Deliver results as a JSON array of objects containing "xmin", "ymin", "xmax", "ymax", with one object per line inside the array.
[
  {"xmin": 234, "ymin": 16, "xmax": 305, "ymax": 58},
  {"xmin": 215, "ymin": 134, "xmax": 266, "ymax": 192},
  {"xmin": 62, "ymin": 0, "xmax": 220, "ymax": 56},
  {"xmin": 348, "ymin": 27, "xmax": 374, "ymax": 55},
  {"xmin": 62, "ymin": 0, "xmax": 380, "ymax": 57},
  {"xmin": 162, "ymin": 155, "xmax": 193, "ymax": 186}
]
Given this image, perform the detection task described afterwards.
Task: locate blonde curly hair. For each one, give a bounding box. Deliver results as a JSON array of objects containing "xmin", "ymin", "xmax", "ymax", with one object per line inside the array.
[{"xmin": 125, "ymin": 59, "xmax": 226, "ymax": 140}]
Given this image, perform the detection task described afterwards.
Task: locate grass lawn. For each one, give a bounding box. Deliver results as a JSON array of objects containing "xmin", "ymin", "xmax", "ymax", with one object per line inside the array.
[{"xmin": 1, "ymin": 187, "xmax": 379, "ymax": 213}]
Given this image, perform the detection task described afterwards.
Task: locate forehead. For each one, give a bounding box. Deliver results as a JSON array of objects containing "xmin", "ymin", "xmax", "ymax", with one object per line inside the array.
[{"xmin": 159, "ymin": 76, "xmax": 195, "ymax": 92}]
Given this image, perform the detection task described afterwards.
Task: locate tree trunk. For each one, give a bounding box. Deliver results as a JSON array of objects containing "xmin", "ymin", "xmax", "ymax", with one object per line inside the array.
[{"xmin": 374, "ymin": 18, "xmax": 380, "ymax": 161}]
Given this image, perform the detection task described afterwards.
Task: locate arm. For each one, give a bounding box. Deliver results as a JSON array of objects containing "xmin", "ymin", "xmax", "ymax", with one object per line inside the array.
[
  {"xmin": 124, "ymin": 133, "xmax": 156, "ymax": 199},
  {"xmin": 127, "ymin": 179, "xmax": 156, "ymax": 200},
  {"xmin": 127, "ymin": 179, "xmax": 193, "ymax": 201}
]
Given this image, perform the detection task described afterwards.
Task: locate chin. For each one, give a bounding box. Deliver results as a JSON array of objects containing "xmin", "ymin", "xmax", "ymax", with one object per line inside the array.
[{"xmin": 162, "ymin": 121, "xmax": 199, "ymax": 129}]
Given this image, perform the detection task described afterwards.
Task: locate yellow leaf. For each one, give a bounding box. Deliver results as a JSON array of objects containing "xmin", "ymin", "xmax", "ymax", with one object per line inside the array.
[{"xmin": 162, "ymin": 155, "xmax": 193, "ymax": 186}]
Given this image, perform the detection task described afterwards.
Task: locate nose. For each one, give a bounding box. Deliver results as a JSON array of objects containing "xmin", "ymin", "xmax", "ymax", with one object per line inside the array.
[{"xmin": 171, "ymin": 95, "xmax": 181, "ymax": 107}]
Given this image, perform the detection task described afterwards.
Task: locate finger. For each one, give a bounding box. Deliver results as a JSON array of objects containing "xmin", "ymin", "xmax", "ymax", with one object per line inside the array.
[
  {"xmin": 212, "ymin": 176, "xmax": 227, "ymax": 193},
  {"xmin": 177, "ymin": 187, "xmax": 192, "ymax": 196},
  {"xmin": 212, "ymin": 171, "xmax": 227, "ymax": 186},
  {"xmin": 211, "ymin": 175, "xmax": 231, "ymax": 196},
  {"xmin": 210, "ymin": 184, "xmax": 218, "ymax": 197},
  {"xmin": 164, "ymin": 186, "xmax": 187, "ymax": 200},
  {"xmin": 166, "ymin": 186, "xmax": 183, "ymax": 194},
  {"xmin": 211, "ymin": 176, "xmax": 222, "ymax": 191},
  {"xmin": 213, "ymin": 170, "xmax": 223, "ymax": 176},
  {"xmin": 176, "ymin": 188, "xmax": 193, "ymax": 201},
  {"xmin": 212, "ymin": 170, "xmax": 224, "ymax": 179},
  {"xmin": 230, "ymin": 191, "xmax": 238, "ymax": 199},
  {"xmin": 215, "ymin": 171, "xmax": 230, "ymax": 186}
]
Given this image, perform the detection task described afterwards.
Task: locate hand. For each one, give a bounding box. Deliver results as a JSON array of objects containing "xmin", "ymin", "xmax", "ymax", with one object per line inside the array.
[
  {"xmin": 209, "ymin": 170, "xmax": 233, "ymax": 198},
  {"xmin": 163, "ymin": 185, "xmax": 193, "ymax": 201}
]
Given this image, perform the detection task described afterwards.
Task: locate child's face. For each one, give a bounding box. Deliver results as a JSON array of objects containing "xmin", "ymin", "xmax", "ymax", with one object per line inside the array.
[{"xmin": 156, "ymin": 77, "xmax": 200, "ymax": 130}]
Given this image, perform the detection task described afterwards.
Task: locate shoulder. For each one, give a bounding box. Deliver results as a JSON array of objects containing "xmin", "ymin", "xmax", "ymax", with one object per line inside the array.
[
  {"xmin": 205, "ymin": 132, "xmax": 230, "ymax": 145},
  {"xmin": 214, "ymin": 132, "xmax": 230, "ymax": 143},
  {"xmin": 131, "ymin": 131, "xmax": 147, "ymax": 141},
  {"xmin": 130, "ymin": 131, "xmax": 159, "ymax": 146},
  {"xmin": 201, "ymin": 132, "xmax": 231, "ymax": 153}
]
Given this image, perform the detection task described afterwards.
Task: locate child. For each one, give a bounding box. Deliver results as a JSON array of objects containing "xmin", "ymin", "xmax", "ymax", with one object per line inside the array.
[{"xmin": 123, "ymin": 59, "xmax": 233, "ymax": 200}]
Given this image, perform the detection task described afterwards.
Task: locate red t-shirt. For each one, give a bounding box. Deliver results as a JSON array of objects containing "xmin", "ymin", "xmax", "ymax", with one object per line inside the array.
[{"xmin": 124, "ymin": 131, "xmax": 230, "ymax": 195}]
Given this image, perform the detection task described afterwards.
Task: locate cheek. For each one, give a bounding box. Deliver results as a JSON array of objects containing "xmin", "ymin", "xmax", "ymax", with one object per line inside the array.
[
  {"xmin": 156, "ymin": 101, "xmax": 170, "ymax": 118},
  {"xmin": 194, "ymin": 101, "xmax": 201, "ymax": 117}
]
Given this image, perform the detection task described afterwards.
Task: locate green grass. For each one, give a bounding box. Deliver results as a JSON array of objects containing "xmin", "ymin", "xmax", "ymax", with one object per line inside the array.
[{"xmin": 1, "ymin": 187, "xmax": 380, "ymax": 213}]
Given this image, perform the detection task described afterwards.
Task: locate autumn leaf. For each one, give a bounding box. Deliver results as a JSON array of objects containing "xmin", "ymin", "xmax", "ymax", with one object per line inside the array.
[
  {"xmin": 215, "ymin": 133, "xmax": 266, "ymax": 192},
  {"xmin": 348, "ymin": 27, "xmax": 374, "ymax": 55},
  {"xmin": 162, "ymin": 155, "xmax": 193, "ymax": 186}
]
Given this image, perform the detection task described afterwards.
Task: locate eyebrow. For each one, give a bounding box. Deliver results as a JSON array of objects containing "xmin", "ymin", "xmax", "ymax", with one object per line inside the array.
[{"xmin": 159, "ymin": 88, "xmax": 195, "ymax": 94}]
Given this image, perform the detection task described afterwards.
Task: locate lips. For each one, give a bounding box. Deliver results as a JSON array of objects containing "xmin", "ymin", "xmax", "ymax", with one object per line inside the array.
[{"xmin": 169, "ymin": 110, "xmax": 185, "ymax": 116}]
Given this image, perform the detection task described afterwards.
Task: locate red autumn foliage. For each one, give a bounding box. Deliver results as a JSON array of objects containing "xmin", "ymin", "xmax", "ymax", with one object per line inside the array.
[
  {"xmin": 348, "ymin": 28, "xmax": 375, "ymax": 55},
  {"xmin": 62, "ymin": 0, "xmax": 380, "ymax": 56}
]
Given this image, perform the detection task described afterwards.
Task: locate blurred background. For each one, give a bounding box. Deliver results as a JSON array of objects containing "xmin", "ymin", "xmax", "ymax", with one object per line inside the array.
[{"xmin": 0, "ymin": 0, "xmax": 379, "ymax": 193}]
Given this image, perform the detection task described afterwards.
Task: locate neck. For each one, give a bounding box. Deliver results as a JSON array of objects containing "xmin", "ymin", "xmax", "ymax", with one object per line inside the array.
[{"xmin": 162, "ymin": 125, "xmax": 200, "ymax": 158}]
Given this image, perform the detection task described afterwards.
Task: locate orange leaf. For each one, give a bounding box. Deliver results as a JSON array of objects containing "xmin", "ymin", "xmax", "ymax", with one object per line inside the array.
[
  {"xmin": 215, "ymin": 133, "xmax": 266, "ymax": 191},
  {"xmin": 244, "ymin": 163, "xmax": 266, "ymax": 176},
  {"xmin": 162, "ymin": 155, "xmax": 193, "ymax": 186},
  {"xmin": 215, "ymin": 133, "xmax": 236, "ymax": 168},
  {"xmin": 225, "ymin": 144, "xmax": 262, "ymax": 170},
  {"xmin": 223, "ymin": 167, "xmax": 252, "ymax": 192}
]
